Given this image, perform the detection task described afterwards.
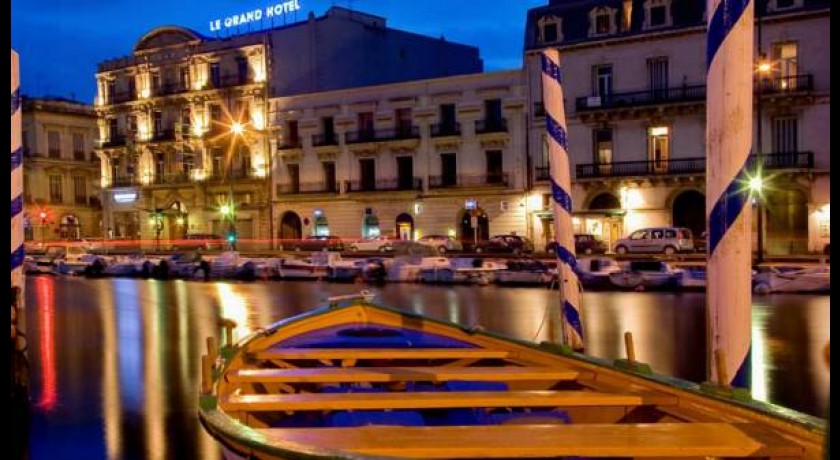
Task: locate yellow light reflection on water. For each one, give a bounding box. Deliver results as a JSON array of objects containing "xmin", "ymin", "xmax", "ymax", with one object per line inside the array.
[
  {"xmin": 215, "ymin": 283, "xmax": 251, "ymax": 342},
  {"xmin": 99, "ymin": 281, "xmax": 121, "ymax": 460},
  {"xmin": 143, "ymin": 281, "xmax": 165, "ymax": 460},
  {"xmin": 750, "ymin": 318, "xmax": 769, "ymax": 403}
]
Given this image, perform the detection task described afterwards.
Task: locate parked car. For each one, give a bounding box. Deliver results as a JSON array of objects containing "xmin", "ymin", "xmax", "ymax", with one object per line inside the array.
[
  {"xmin": 694, "ymin": 231, "xmax": 708, "ymax": 253},
  {"xmin": 417, "ymin": 235, "xmax": 463, "ymax": 254},
  {"xmin": 475, "ymin": 235, "xmax": 535, "ymax": 254},
  {"xmin": 284, "ymin": 235, "xmax": 345, "ymax": 252},
  {"xmin": 613, "ymin": 227, "xmax": 694, "ymax": 255},
  {"xmin": 545, "ymin": 234, "xmax": 608, "ymax": 255},
  {"xmin": 350, "ymin": 235, "xmax": 395, "ymax": 252},
  {"xmin": 181, "ymin": 234, "xmax": 224, "ymax": 250}
]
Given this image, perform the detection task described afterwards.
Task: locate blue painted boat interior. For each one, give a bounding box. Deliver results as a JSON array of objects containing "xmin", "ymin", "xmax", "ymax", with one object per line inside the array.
[{"xmin": 274, "ymin": 324, "xmax": 478, "ymax": 349}]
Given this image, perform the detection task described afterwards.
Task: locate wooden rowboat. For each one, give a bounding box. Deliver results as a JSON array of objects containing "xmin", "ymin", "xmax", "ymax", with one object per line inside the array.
[{"xmin": 199, "ymin": 297, "xmax": 826, "ymax": 459}]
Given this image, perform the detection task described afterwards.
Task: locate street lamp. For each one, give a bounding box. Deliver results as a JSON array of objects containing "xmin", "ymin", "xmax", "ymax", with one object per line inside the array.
[
  {"xmin": 755, "ymin": 57, "xmax": 772, "ymax": 265},
  {"xmin": 220, "ymin": 202, "xmax": 237, "ymax": 250},
  {"xmin": 149, "ymin": 209, "xmax": 164, "ymax": 251}
]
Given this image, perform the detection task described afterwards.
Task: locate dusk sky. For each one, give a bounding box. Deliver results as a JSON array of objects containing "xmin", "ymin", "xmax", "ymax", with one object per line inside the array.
[{"xmin": 11, "ymin": 0, "xmax": 546, "ymax": 103}]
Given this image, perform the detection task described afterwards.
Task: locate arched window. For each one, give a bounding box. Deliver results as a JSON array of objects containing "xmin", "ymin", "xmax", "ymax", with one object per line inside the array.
[
  {"xmin": 643, "ymin": 0, "xmax": 672, "ymax": 30},
  {"xmin": 589, "ymin": 7, "xmax": 616, "ymax": 37},
  {"xmin": 537, "ymin": 15, "xmax": 561, "ymax": 44}
]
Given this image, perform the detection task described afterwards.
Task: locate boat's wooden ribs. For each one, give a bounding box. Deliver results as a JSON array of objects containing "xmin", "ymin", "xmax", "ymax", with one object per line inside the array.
[
  {"xmin": 255, "ymin": 423, "xmax": 803, "ymax": 458},
  {"xmin": 250, "ymin": 348, "xmax": 512, "ymax": 361},
  {"xmin": 227, "ymin": 366, "xmax": 592, "ymax": 384},
  {"xmin": 223, "ymin": 390, "xmax": 677, "ymax": 412}
]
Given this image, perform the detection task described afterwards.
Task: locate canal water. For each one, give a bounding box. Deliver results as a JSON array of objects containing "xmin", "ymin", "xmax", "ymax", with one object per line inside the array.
[{"xmin": 23, "ymin": 276, "xmax": 829, "ymax": 459}]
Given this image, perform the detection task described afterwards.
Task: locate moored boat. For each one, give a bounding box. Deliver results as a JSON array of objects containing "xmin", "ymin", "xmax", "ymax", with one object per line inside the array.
[{"xmin": 198, "ymin": 297, "xmax": 825, "ymax": 459}]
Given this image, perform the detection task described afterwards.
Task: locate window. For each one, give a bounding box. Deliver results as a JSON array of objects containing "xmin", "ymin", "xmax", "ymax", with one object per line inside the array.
[
  {"xmin": 358, "ymin": 112, "xmax": 374, "ymax": 140},
  {"xmin": 647, "ymin": 57, "xmax": 669, "ymax": 98},
  {"xmin": 485, "ymin": 99, "xmax": 502, "ymax": 123},
  {"xmin": 648, "ymin": 126, "xmax": 670, "ymax": 172},
  {"xmin": 212, "ymin": 148, "xmax": 224, "ymax": 176},
  {"xmin": 127, "ymin": 115, "xmax": 137, "ymax": 136},
  {"xmin": 180, "ymin": 108, "xmax": 191, "ymax": 134},
  {"xmin": 109, "ymin": 118, "xmax": 119, "ymax": 141},
  {"xmin": 772, "ymin": 116, "xmax": 798, "ymax": 153},
  {"xmin": 238, "ymin": 147, "xmax": 251, "ymax": 176},
  {"xmin": 397, "ymin": 156, "xmax": 414, "ymax": 190},
  {"xmin": 322, "ymin": 116, "xmax": 335, "ymax": 144},
  {"xmin": 359, "ymin": 158, "xmax": 376, "ymax": 191},
  {"xmin": 323, "ymin": 162, "xmax": 337, "ymax": 192},
  {"xmin": 22, "ymin": 130, "xmax": 29, "ymax": 156},
  {"xmin": 485, "ymin": 150, "xmax": 503, "ymax": 184},
  {"xmin": 395, "ymin": 108, "xmax": 412, "ymax": 136},
  {"xmin": 153, "ymin": 111, "xmax": 163, "ymax": 137},
  {"xmin": 155, "ymin": 152, "xmax": 166, "ymax": 182},
  {"xmin": 48, "ymin": 130, "xmax": 61, "ymax": 158},
  {"xmin": 592, "ymin": 65, "xmax": 613, "ymax": 98},
  {"xmin": 593, "ymin": 128, "xmax": 613, "ymax": 167},
  {"xmin": 150, "ymin": 72, "xmax": 161, "ymax": 95},
  {"xmin": 286, "ymin": 120, "xmax": 300, "ymax": 146},
  {"xmin": 128, "ymin": 78, "xmax": 136, "ymax": 99},
  {"xmin": 49, "ymin": 175, "xmax": 63, "ymax": 203},
  {"xmin": 772, "ymin": 42, "xmax": 799, "ymax": 89},
  {"xmin": 74, "ymin": 176, "xmax": 87, "ymax": 205},
  {"xmin": 590, "ymin": 7, "xmax": 616, "ymax": 36},
  {"xmin": 181, "ymin": 153, "xmax": 194, "ymax": 176},
  {"xmin": 210, "ymin": 62, "xmax": 221, "ymax": 88},
  {"xmin": 110, "ymin": 158, "xmax": 120, "ymax": 182},
  {"xmin": 287, "ymin": 164, "xmax": 300, "ymax": 193},
  {"xmin": 106, "ymin": 81, "xmax": 116, "ymax": 104},
  {"xmin": 630, "ymin": 230, "xmax": 648, "ymax": 240},
  {"xmin": 236, "ymin": 57, "xmax": 249, "ymax": 84},
  {"xmin": 72, "ymin": 133, "xmax": 85, "ymax": 161},
  {"xmin": 537, "ymin": 15, "xmax": 561, "ymax": 44},
  {"xmin": 179, "ymin": 66, "xmax": 190, "ymax": 90},
  {"xmin": 644, "ymin": 0, "xmax": 672, "ymax": 29},
  {"xmin": 440, "ymin": 104, "xmax": 457, "ymax": 132},
  {"xmin": 441, "ymin": 153, "xmax": 457, "ymax": 186}
]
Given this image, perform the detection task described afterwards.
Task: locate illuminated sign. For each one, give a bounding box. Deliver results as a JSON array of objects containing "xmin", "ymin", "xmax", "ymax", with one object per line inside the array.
[
  {"xmin": 113, "ymin": 192, "xmax": 137, "ymax": 203},
  {"xmin": 209, "ymin": 0, "xmax": 302, "ymax": 32},
  {"xmin": 465, "ymin": 199, "xmax": 477, "ymax": 210}
]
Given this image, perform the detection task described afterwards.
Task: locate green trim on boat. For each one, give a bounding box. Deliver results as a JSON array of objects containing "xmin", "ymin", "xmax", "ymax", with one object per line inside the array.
[
  {"xmin": 613, "ymin": 358, "xmax": 654, "ymax": 375},
  {"xmin": 699, "ymin": 382, "xmax": 753, "ymax": 402},
  {"xmin": 199, "ymin": 395, "xmax": 218, "ymax": 411}
]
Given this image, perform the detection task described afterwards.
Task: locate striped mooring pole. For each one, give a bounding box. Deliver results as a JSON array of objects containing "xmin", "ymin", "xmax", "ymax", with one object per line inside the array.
[
  {"xmin": 541, "ymin": 48, "xmax": 584, "ymax": 352},
  {"xmin": 12, "ymin": 49, "xmax": 25, "ymax": 323},
  {"xmin": 706, "ymin": 0, "xmax": 754, "ymax": 389}
]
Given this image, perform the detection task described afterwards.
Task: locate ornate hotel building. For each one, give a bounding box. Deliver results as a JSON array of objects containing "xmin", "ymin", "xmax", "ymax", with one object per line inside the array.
[
  {"xmin": 269, "ymin": 70, "xmax": 528, "ymax": 245},
  {"xmin": 21, "ymin": 97, "xmax": 101, "ymax": 242},
  {"xmin": 524, "ymin": 0, "xmax": 830, "ymax": 254},
  {"xmin": 95, "ymin": 7, "xmax": 481, "ymax": 247}
]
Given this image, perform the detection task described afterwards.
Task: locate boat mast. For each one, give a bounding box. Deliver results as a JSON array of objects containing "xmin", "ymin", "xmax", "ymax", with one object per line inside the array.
[
  {"xmin": 541, "ymin": 49, "xmax": 584, "ymax": 352},
  {"xmin": 705, "ymin": 0, "xmax": 754, "ymax": 389}
]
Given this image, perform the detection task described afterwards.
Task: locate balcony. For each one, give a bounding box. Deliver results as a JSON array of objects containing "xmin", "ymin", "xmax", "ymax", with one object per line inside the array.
[
  {"xmin": 150, "ymin": 172, "xmax": 191, "ymax": 185},
  {"xmin": 312, "ymin": 133, "xmax": 339, "ymax": 147},
  {"xmin": 150, "ymin": 129, "xmax": 176, "ymax": 142},
  {"xmin": 428, "ymin": 173, "xmax": 509, "ymax": 188},
  {"xmin": 208, "ymin": 74, "xmax": 255, "ymax": 89},
  {"xmin": 102, "ymin": 134, "xmax": 128, "ymax": 148},
  {"xmin": 107, "ymin": 91, "xmax": 135, "ymax": 105},
  {"xmin": 475, "ymin": 119, "xmax": 508, "ymax": 134},
  {"xmin": 535, "ymin": 166, "xmax": 551, "ymax": 181},
  {"xmin": 575, "ymin": 152, "xmax": 813, "ymax": 179},
  {"xmin": 277, "ymin": 139, "xmax": 302, "ymax": 150},
  {"xmin": 575, "ymin": 85, "xmax": 706, "ymax": 112},
  {"xmin": 376, "ymin": 126, "xmax": 421, "ymax": 141},
  {"xmin": 110, "ymin": 176, "xmax": 138, "ymax": 188},
  {"xmin": 757, "ymin": 74, "xmax": 813, "ymax": 95},
  {"xmin": 344, "ymin": 130, "xmax": 377, "ymax": 144},
  {"xmin": 346, "ymin": 177, "xmax": 422, "ymax": 192},
  {"xmin": 430, "ymin": 122, "xmax": 461, "ymax": 137},
  {"xmin": 155, "ymin": 83, "xmax": 189, "ymax": 97},
  {"xmin": 276, "ymin": 181, "xmax": 339, "ymax": 195},
  {"xmin": 206, "ymin": 169, "xmax": 260, "ymax": 182}
]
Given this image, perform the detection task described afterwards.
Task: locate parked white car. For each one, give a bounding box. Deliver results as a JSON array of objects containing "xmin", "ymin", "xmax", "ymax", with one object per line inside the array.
[
  {"xmin": 417, "ymin": 235, "xmax": 463, "ymax": 253},
  {"xmin": 613, "ymin": 227, "xmax": 694, "ymax": 255},
  {"xmin": 349, "ymin": 235, "xmax": 396, "ymax": 252}
]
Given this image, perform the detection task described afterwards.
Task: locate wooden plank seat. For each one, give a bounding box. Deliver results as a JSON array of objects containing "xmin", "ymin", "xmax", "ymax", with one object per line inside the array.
[
  {"xmin": 227, "ymin": 366, "xmax": 592, "ymax": 384},
  {"xmin": 223, "ymin": 390, "xmax": 675, "ymax": 412},
  {"xmin": 255, "ymin": 423, "xmax": 803, "ymax": 458},
  {"xmin": 251, "ymin": 348, "xmax": 512, "ymax": 361}
]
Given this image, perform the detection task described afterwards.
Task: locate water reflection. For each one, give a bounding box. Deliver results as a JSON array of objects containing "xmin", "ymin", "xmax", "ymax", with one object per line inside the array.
[{"xmin": 25, "ymin": 278, "xmax": 829, "ymax": 459}]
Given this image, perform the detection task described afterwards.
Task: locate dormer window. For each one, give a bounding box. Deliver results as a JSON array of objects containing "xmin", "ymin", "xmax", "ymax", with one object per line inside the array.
[
  {"xmin": 768, "ymin": 0, "xmax": 802, "ymax": 12},
  {"xmin": 589, "ymin": 7, "xmax": 617, "ymax": 37},
  {"xmin": 538, "ymin": 15, "xmax": 562, "ymax": 44},
  {"xmin": 644, "ymin": 0, "xmax": 672, "ymax": 30}
]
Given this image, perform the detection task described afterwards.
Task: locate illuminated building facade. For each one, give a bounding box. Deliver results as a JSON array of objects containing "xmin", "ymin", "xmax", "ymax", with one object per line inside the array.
[
  {"xmin": 95, "ymin": 7, "xmax": 482, "ymax": 247},
  {"xmin": 269, "ymin": 70, "xmax": 528, "ymax": 246},
  {"xmin": 21, "ymin": 97, "xmax": 102, "ymax": 242},
  {"xmin": 524, "ymin": 0, "xmax": 830, "ymax": 254}
]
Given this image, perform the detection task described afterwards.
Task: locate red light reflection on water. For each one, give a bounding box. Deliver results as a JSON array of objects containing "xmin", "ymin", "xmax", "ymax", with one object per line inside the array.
[{"xmin": 36, "ymin": 276, "xmax": 56, "ymax": 410}]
